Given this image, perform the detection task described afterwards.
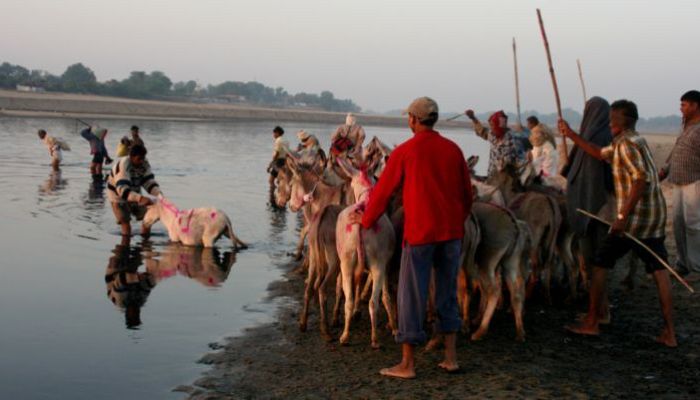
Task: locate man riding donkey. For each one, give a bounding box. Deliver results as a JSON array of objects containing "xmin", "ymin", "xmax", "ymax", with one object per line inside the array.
[
  {"xmin": 559, "ymin": 99, "xmax": 677, "ymax": 347},
  {"xmin": 331, "ymin": 113, "xmax": 366, "ymax": 160},
  {"xmin": 349, "ymin": 97, "xmax": 473, "ymax": 378},
  {"xmin": 465, "ymin": 109, "xmax": 519, "ymax": 177}
]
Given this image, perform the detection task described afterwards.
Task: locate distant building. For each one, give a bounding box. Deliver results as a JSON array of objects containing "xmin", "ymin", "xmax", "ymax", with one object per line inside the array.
[{"xmin": 16, "ymin": 85, "xmax": 45, "ymax": 93}]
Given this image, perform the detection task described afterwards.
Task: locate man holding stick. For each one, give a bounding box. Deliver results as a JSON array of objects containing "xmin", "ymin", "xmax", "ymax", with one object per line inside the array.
[
  {"xmin": 465, "ymin": 109, "xmax": 519, "ymax": 177},
  {"xmin": 559, "ymin": 100, "xmax": 677, "ymax": 347}
]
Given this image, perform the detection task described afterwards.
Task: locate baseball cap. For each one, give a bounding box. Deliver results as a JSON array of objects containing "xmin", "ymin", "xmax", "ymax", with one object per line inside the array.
[{"xmin": 403, "ymin": 96, "xmax": 439, "ymax": 121}]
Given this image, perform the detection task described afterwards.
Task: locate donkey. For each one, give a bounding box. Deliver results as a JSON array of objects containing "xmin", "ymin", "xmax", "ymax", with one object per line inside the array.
[
  {"xmin": 142, "ymin": 197, "xmax": 247, "ymax": 249},
  {"xmin": 468, "ymin": 202, "xmax": 531, "ymax": 342},
  {"xmin": 362, "ymin": 136, "xmax": 392, "ymax": 179},
  {"xmin": 287, "ymin": 161, "xmax": 346, "ymax": 340},
  {"xmin": 335, "ymin": 158, "xmax": 397, "ymax": 349},
  {"xmin": 489, "ymin": 165, "xmax": 562, "ymax": 303}
]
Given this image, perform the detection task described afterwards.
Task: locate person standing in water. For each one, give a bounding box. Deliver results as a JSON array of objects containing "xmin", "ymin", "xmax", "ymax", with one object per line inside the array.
[
  {"xmin": 81, "ymin": 126, "xmax": 113, "ymax": 178},
  {"xmin": 37, "ymin": 129, "xmax": 70, "ymax": 171}
]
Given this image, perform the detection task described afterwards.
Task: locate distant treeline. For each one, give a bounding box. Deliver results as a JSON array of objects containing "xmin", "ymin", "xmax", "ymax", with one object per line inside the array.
[{"xmin": 0, "ymin": 61, "xmax": 361, "ymax": 113}]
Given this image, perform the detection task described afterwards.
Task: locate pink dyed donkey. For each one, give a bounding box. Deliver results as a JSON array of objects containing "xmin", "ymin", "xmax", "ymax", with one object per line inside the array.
[
  {"xmin": 334, "ymin": 158, "xmax": 397, "ymax": 349},
  {"xmin": 143, "ymin": 198, "xmax": 247, "ymax": 249}
]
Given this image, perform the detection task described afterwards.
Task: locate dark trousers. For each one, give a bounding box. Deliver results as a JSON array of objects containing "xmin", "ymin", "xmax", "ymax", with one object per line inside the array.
[{"xmin": 396, "ymin": 239, "xmax": 462, "ymax": 345}]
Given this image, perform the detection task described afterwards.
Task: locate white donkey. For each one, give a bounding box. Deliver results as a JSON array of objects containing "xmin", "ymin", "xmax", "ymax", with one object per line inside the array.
[
  {"xmin": 335, "ymin": 158, "xmax": 397, "ymax": 349},
  {"xmin": 143, "ymin": 197, "xmax": 247, "ymax": 249}
]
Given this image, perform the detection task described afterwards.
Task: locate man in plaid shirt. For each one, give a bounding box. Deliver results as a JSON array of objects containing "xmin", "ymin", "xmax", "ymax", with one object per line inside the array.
[{"xmin": 558, "ymin": 99, "xmax": 677, "ymax": 348}]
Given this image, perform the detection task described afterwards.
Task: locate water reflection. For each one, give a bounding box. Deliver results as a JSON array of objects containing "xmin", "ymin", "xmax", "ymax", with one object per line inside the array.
[
  {"xmin": 105, "ymin": 238, "xmax": 237, "ymax": 329},
  {"xmin": 105, "ymin": 237, "xmax": 154, "ymax": 329},
  {"xmin": 145, "ymin": 243, "xmax": 236, "ymax": 288},
  {"xmin": 37, "ymin": 170, "xmax": 67, "ymax": 196}
]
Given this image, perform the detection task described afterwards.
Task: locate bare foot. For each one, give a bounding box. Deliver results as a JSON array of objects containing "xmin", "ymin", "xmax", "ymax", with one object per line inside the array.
[
  {"xmin": 379, "ymin": 364, "xmax": 416, "ymax": 379},
  {"xmin": 564, "ymin": 321, "xmax": 600, "ymax": 336},
  {"xmin": 438, "ymin": 360, "xmax": 461, "ymax": 373},
  {"xmin": 576, "ymin": 311, "xmax": 611, "ymax": 325},
  {"xmin": 655, "ymin": 328, "xmax": 678, "ymax": 348}
]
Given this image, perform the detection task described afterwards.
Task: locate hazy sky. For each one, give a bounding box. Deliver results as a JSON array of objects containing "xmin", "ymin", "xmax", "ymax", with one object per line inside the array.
[{"xmin": 3, "ymin": 0, "xmax": 698, "ymax": 116}]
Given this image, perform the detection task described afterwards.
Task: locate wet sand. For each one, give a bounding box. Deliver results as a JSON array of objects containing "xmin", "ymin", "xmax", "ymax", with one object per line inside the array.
[{"xmin": 183, "ymin": 136, "xmax": 700, "ymax": 399}]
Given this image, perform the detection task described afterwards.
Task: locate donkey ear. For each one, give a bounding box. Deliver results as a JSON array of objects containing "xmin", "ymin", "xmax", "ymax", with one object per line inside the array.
[
  {"xmin": 286, "ymin": 157, "xmax": 299, "ymax": 175},
  {"xmin": 335, "ymin": 156, "xmax": 357, "ymax": 177}
]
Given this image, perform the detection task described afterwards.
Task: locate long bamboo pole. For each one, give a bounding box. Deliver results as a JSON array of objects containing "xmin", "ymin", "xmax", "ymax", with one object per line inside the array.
[
  {"xmin": 577, "ymin": 59, "xmax": 588, "ymax": 105},
  {"xmin": 576, "ymin": 208, "xmax": 695, "ymax": 293},
  {"xmin": 536, "ymin": 8, "xmax": 569, "ymax": 162},
  {"xmin": 513, "ymin": 37, "xmax": 522, "ymax": 125}
]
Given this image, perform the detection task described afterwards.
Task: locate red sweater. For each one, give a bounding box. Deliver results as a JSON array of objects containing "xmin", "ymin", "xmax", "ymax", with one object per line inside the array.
[{"xmin": 361, "ymin": 129, "xmax": 473, "ymax": 246}]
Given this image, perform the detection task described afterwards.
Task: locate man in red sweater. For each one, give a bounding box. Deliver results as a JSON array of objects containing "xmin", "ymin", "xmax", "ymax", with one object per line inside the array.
[{"xmin": 349, "ymin": 97, "xmax": 473, "ymax": 379}]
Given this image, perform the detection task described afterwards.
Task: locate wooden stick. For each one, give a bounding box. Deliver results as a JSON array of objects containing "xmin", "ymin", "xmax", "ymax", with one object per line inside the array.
[
  {"xmin": 445, "ymin": 114, "xmax": 462, "ymax": 122},
  {"xmin": 576, "ymin": 208, "xmax": 695, "ymax": 293},
  {"xmin": 577, "ymin": 59, "xmax": 588, "ymax": 105},
  {"xmin": 75, "ymin": 118, "xmax": 90, "ymax": 127},
  {"xmin": 512, "ymin": 37, "xmax": 522, "ymax": 125},
  {"xmin": 537, "ymin": 9, "xmax": 569, "ymax": 163}
]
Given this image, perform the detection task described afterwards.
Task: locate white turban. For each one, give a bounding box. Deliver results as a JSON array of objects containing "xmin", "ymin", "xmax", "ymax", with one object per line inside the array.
[{"xmin": 345, "ymin": 113, "xmax": 356, "ymax": 126}]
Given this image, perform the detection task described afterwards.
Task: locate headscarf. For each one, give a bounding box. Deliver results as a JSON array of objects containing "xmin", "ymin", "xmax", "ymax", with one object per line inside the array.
[
  {"xmin": 488, "ymin": 111, "xmax": 508, "ymax": 138},
  {"xmin": 529, "ymin": 123, "xmax": 556, "ymax": 148},
  {"xmin": 565, "ymin": 96, "xmax": 614, "ymax": 235}
]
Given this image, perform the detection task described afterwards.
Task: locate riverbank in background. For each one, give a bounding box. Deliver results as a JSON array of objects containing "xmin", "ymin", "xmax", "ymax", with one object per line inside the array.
[{"xmin": 0, "ymin": 89, "xmax": 470, "ymax": 129}]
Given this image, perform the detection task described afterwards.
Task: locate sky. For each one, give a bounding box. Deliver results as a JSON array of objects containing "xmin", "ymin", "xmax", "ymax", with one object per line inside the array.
[{"xmin": 2, "ymin": 0, "xmax": 698, "ymax": 117}]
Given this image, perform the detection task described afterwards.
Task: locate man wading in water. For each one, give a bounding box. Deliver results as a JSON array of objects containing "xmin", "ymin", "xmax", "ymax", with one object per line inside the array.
[
  {"xmin": 559, "ymin": 100, "xmax": 677, "ymax": 347},
  {"xmin": 348, "ymin": 97, "xmax": 473, "ymax": 378}
]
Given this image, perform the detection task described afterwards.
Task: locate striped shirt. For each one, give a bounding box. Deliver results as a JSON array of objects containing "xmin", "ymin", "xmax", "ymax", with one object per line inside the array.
[
  {"xmin": 667, "ymin": 122, "xmax": 700, "ymax": 185},
  {"xmin": 601, "ymin": 130, "xmax": 666, "ymax": 239},
  {"xmin": 107, "ymin": 157, "xmax": 161, "ymax": 203},
  {"xmin": 473, "ymin": 121, "xmax": 518, "ymax": 178}
]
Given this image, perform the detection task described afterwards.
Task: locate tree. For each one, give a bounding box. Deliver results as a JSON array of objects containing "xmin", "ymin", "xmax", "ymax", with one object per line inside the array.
[
  {"xmin": 173, "ymin": 80, "xmax": 198, "ymax": 96},
  {"xmin": 0, "ymin": 62, "xmax": 30, "ymax": 88},
  {"xmin": 61, "ymin": 63, "xmax": 97, "ymax": 93}
]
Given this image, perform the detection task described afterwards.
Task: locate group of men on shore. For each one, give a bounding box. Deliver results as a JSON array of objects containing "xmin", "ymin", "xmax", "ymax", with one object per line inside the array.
[{"xmin": 269, "ymin": 92, "xmax": 700, "ymax": 378}]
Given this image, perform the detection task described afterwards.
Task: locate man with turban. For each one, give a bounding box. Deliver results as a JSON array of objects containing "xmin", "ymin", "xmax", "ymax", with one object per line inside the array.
[{"xmin": 465, "ymin": 109, "xmax": 518, "ymax": 177}]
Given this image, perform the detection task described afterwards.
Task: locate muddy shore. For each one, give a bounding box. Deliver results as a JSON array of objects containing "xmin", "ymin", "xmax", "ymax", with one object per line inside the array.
[{"xmin": 182, "ymin": 138, "xmax": 700, "ymax": 399}]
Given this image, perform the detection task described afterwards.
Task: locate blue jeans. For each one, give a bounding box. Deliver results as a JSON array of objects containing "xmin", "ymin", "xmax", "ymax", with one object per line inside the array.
[{"xmin": 396, "ymin": 239, "xmax": 462, "ymax": 345}]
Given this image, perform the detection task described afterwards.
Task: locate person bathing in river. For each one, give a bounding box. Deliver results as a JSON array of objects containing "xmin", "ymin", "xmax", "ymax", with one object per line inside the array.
[
  {"xmin": 107, "ymin": 145, "xmax": 162, "ymax": 237},
  {"xmin": 559, "ymin": 99, "xmax": 677, "ymax": 347},
  {"xmin": 348, "ymin": 97, "xmax": 473, "ymax": 378},
  {"xmin": 465, "ymin": 109, "xmax": 518, "ymax": 178},
  {"xmin": 37, "ymin": 129, "xmax": 70, "ymax": 171},
  {"xmin": 81, "ymin": 126, "xmax": 113, "ymax": 178}
]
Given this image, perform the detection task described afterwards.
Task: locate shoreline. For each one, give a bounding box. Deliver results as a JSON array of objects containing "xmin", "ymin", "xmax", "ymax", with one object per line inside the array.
[
  {"xmin": 180, "ymin": 139, "xmax": 699, "ymax": 400},
  {"xmin": 0, "ymin": 89, "xmax": 469, "ymax": 129}
]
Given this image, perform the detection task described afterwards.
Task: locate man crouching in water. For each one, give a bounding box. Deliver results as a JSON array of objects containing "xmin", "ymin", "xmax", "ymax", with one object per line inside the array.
[
  {"xmin": 559, "ymin": 99, "xmax": 677, "ymax": 347},
  {"xmin": 107, "ymin": 145, "xmax": 162, "ymax": 237},
  {"xmin": 349, "ymin": 97, "xmax": 473, "ymax": 378}
]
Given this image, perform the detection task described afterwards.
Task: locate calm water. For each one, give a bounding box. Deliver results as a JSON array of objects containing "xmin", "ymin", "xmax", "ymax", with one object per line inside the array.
[{"xmin": 0, "ymin": 117, "xmax": 488, "ymax": 399}]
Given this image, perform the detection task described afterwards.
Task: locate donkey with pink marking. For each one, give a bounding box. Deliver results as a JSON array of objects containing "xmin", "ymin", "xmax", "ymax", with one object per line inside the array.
[
  {"xmin": 335, "ymin": 157, "xmax": 397, "ymax": 349},
  {"xmin": 142, "ymin": 197, "xmax": 247, "ymax": 249}
]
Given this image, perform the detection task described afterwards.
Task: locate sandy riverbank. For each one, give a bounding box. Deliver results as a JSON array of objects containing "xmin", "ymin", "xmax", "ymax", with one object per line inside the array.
[
  {"xmin": 179, "ymin": 137, "xmax": 699, "ymax": 399},
  {"xmin": 0, "ymin": 90, "xmax": 470, "ymax": 129}
]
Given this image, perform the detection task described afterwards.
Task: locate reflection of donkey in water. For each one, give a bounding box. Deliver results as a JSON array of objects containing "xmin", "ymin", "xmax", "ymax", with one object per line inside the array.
[
  {"xmin": 142, "ymin": 198, "xmax": 247, "ymax": 249},
  {"xmin": 145, "ymin": 243, "xmax": 236, "ymax": 287}
]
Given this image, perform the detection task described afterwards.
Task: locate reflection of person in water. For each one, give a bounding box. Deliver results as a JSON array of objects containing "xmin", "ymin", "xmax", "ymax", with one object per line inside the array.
[
  {"xmin": 38, "ymin": 170, "xmax": 67, "ymax": 195},
  {"xmin": 104, "ymin": 237, "xmax": 155, "ymax": 329},
  {"xmin": 145, "ymin": 244, "xmax": 235, "ymax": 287}
]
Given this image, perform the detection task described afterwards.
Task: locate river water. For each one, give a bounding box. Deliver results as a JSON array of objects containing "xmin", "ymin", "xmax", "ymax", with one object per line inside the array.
[{"xmin": 0, "ymin": 117, "xmax": 488, "ymax": 399}]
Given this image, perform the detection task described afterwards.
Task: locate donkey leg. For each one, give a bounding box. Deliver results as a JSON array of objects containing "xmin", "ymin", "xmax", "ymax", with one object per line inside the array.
[
  {"xmin": 339, "ymin": 257, "xmax": 355, "ymax": 346},
  {"xmin": 471, "ymin": 269, "xmax": 501, "ymax": 341},
  {"xmin": 368, "ymin": 265, "xmax": 383, "ymax": 349}
]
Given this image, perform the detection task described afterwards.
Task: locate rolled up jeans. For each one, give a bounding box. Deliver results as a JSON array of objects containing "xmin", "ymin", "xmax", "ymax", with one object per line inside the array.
[
  {"xmin": 673, "ymin": 181, "xmax": 700, "ymax": 273},
  {"xmin": 396, "ymin": 239, "xmax": 462, "ymax": 345}
]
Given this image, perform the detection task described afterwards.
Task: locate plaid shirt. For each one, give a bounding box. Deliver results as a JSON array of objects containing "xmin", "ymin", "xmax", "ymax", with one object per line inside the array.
[
  {"xmin": 601, "ymin": 130, "xmax": 666, "ymax": 239},
  {"xmin": 473, "ymin": 121, "xmax": 518, "ymax": 177},
  {"xmin": 667, "ymin": 122, "xmax": 700, "ymax": 185}
]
